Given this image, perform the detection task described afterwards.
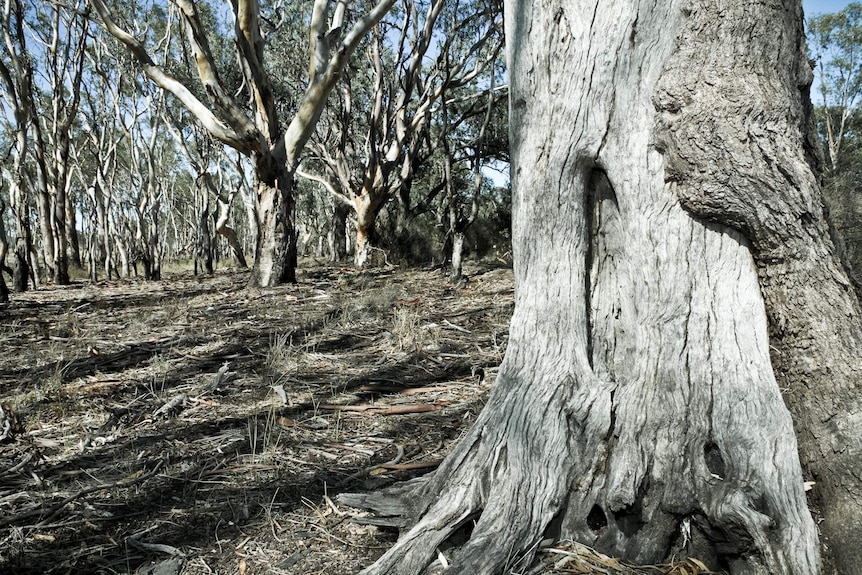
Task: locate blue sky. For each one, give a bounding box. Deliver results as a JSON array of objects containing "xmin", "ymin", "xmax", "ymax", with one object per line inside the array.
[{"xmin": 804, "ymin": 0, "xmax": 853, "ymax": 17}]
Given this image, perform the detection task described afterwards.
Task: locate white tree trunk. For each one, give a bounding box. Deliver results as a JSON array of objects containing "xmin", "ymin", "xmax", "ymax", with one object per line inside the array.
[{"xmin": 340, "ymin": 1, "xmax": 846, "ymax": 574}]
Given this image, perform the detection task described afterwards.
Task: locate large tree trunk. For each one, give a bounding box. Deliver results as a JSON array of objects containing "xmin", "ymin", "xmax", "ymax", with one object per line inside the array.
[
  {"xmin": 652, "ymin": 2, "xmax": 862, "ymax": 571},
  {"xmin": 353, "ymin": 192, "xmax": 385, "ymax": 268},
  {"xmin": 339, "ymin": 1, "xmax": 849, "ymax": 574},
  {"xmin": 250, "ymin": 168, "xmax": 297, "ymax": 286}
]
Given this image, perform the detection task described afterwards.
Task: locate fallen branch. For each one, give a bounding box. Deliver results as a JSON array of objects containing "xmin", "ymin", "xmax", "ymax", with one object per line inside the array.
[
  {"xmin": 0, "ymin": 451, "xmax": 35, "ymax": 476},
  {"xmin": 442, "ymin": 319, "xmax": 470, "ymax": 333},
  {"xmin": 154, "ymin": 394, "xmax": 188, "ymax": 417},
  {"xmin": 378, "ymin": 459, "xmax": 442, "ymax": 471},
  {"xmin": 127, "ymin": 527, "xmax": 185, "ymax": 557},
  {"xmin": 357, "ymin": 385, "xmax": 453, "ymax": 395},
  {"xmin": 339, "ymin": 445, "xmax": 406, "ymax": 485},
  {"xmin": 0, "ymin": 459, "xmax": 165, "ymax": 529},
  {"xmin": 318, "ymin": 402, "xmax": 446, "ymax": 415}
]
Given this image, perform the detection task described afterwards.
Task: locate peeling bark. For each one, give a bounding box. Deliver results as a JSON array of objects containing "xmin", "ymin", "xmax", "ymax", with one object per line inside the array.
[
  {"xmin": 341, "ymin": 1, "xmax": 829, "ymax": 574},
  {"xmin": 249, "ymin": 171, "xmax": 297, "ymax": 286}
]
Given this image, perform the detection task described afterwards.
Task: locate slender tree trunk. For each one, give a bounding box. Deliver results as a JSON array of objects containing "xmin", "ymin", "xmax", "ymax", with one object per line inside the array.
[
  {"xmin": 214, "ymin": 194, "xmax": 248, "ymax": 268},
  {"xmin": 12, "ymin": 237, "xmax": 29, "ymax": 293},
  {"xmin": 36, "ymin": 188, "xmax": 55, "ymax": 281},
  {"xmin": 53, "ymin": 189, "xmax": 70, "ymax": 284},
  {"xmin": 87, "ymin": 226, "xmax": 99, "ymax": 282},
  {"xmin": 449, "ymin": 231, "xmax": 465, "ymax": 282},
  {"xmin": 195, "ymin": 204, "xmax": 213, "ymax": 276},
  {"xmin": 0, "ymin": 200, "xmax": 10, "ymax": 303},
  {"xmin": 340, "ymin": 1, "xmax": 839, "ymax": 574},
  {"xmin": 250, "ymin": 168, "xmax": 297, "ymax": 286},
  {"xmin": 0, "ymin": 268, "xmax": 8, "ymax": 303},
  {"xmin": 115, "ymin": 237, "xmax": 130, "ymax": 278},
  {"xmin": 65, "ymin": 188, "xmax": 81, "ymax": 268},
  {"xmin": 148, "ymin": 212, "xmax": 161, "ymax": 281},
  {"xmin": 329, "ymin": 202, "xmax": 351, "ymax": 262}
]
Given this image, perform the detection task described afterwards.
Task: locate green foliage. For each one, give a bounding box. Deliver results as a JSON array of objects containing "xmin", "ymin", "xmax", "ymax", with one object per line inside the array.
[
  {"xmin": 808, "ymin": 3, "xmax": 862, "ymax": 167},
  {"xmin": 808, "ymin": 4, "xmax": 862, "ymax": 282}
]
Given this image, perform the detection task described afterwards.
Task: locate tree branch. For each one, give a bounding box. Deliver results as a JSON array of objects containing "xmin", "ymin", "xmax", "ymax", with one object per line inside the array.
[{"xmin": 87, "ymin": 0, "xmax": 257, "ymax": 154}]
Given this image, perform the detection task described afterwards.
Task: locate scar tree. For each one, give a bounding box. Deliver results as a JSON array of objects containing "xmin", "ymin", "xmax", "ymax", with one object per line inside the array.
[{"xmin": 341, "ymin": 1, "xmax": 862, "ymax": 574}]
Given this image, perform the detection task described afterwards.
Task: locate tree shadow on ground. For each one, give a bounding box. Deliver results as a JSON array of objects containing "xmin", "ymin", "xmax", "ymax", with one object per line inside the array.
[{"xmin": 0, "ymin": 263, "xmax": 514, "ymax": 574}]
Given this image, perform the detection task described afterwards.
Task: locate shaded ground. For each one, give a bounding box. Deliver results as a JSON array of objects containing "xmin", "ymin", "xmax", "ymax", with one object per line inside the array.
[
  {"xmin": 0, "ymin": 262, "xmax": 717, "ymax": 575},
  {"xmin": 0, "ymin": 262, "xmax": 509, "ymax": 575}
]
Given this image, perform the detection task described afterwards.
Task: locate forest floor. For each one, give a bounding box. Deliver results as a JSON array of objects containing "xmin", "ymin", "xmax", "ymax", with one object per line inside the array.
[{"xmin": 0, "ymin": 261, "xmax": 716, "ymax": 575}]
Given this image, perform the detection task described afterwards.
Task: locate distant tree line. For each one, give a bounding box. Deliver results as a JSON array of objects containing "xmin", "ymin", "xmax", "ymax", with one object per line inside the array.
[
  {"xmin": 808, "ymin": 2, "xmax": 862, "ymax": 287},
  {"xmin": 0, "ymin": 0, "xmax": 508, "ymax": 300}
]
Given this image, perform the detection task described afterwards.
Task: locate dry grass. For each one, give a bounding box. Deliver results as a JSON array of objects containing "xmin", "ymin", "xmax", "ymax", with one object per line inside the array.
[
  {"xmin": 0, "ymin": 262, "xmax": 717, "ymax": 575},
  {"xmin": 0, "ymin": 262, "xmax": 512, "ymax": 574}
]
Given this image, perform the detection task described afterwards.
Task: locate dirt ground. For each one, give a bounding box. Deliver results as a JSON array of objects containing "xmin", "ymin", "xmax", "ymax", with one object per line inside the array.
[{"xmin": 0, "ymin": 261, "xmax": 716, "ymax": 575}]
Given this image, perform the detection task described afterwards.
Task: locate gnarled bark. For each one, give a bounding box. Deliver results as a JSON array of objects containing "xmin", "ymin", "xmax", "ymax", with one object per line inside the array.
[
  {"xmin": 341, "ymin": 1, "xmax": 831, "ymax": 574},
  {"xmin": 652, "ymin": 2, "xmax": 862, "ymax": 571}
]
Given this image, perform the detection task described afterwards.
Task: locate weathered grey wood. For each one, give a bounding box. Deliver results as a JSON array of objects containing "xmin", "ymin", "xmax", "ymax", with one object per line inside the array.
[
  {"xmin": 339, "ymin": 1, "xmax": 860, "ymax": 574},
  {"xmin": 652, "ymin": 2, "xmax": 862, "ymax": 572}
]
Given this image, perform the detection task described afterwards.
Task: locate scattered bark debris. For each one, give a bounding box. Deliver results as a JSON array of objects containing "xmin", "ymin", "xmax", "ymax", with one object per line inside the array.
[
  {"xmin": 0, "ymin": 263, "xmax": 513, "ymax": 574},
  {"xmin": 0, "ymin": 263, "xmax": 718, "ymax": 574}
]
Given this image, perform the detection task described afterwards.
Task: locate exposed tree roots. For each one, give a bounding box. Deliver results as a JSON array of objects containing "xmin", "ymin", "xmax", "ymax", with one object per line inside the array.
[{"xmin": 341, "ymin": 352, "xmax": 818, "ymax": 575}]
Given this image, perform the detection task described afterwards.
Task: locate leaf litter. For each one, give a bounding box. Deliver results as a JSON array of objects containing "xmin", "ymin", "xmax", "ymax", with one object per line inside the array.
[{"xmin": 0, "ymin": 262, "xmax": 717, "ymax": 574}]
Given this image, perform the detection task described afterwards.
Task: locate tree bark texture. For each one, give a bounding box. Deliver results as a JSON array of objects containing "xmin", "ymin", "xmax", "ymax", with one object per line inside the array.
[
  {"xmin": 353, "ymin": 192, "xmax": 385, "ymax": 268},
  {"xmin": 652, "ymin": 2, "xmax": 862, "ymax": 572},
  {"xmin": 329, "ymin": 202, "xmax": 351, "ymax": 262},
  {"xmin": 12, "ymin": 237, "xmax": 29, "ymax": 292},
  {"xmin": 195, "ymin": 204, "xmax": 214, "ymax": 276},
  {"xmin": 341, "ymin": 1, "xmax": 836, "ymax": 574},
  {"xmin": 249, "ymin": 168, "xmax": 297, "ymax": 286},
  {"xmin": 0, "ymin": 199, "xmax": 10, "ymax": 303}
]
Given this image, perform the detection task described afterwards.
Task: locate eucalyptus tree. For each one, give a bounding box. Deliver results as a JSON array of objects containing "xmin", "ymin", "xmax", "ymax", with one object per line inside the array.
[
  {"xmin": 343, "ymin": 0, "xmax": 861, "ymax": 573},
  {"xmin": 436, "ymin": 72, "xmax": 507, "ymax": 281},
  {"xmin": 0, "ymin": 0, "xmax": 44, "ymax": 288},
  {"xmin": 15, "ymin": 0, "xmax": 92, "ymax": 284},
  {"xmin": 74, "ymin": 21, "xmax": 171, "ymax": 280},
  {"xmin": 808, "ymin": 3, "xmax": 862, "ymax": 171},
  {"xmin": 807, "ymin": 4, "xmax": 862, "ymax": 283},
  {"xmin": 163, "ymin": 109, "xmax": 249, "ymax": 270},
  {"xmin": 89, "ymin": 0, "xmax": 396, "ymax": 286},
  {"xmin": 300, "ymin": 0, "xmax": 503, "ymax": 267},
  {"xmin": 74, "ymin": 35, "xmax": 124, "ymax": 281}
]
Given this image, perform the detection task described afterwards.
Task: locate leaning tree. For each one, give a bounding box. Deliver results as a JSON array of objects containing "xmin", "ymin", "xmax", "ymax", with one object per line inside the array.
[{"xmin": 341, "ymin": 1, "xmax": 862, "ymax": 574}]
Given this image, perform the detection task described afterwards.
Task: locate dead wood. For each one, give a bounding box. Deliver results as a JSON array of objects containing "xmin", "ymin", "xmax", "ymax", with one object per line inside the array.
[
  {"xmin": 0, "ymin": 265, "xmax": 530, "ymax": 574},
  {"xmin": 0, "ymin": 459, "xmax": 165, "ymax": 529},
  {"xmin": 318, "ymin": 402, "xmax": 447, "ymax": 415}
]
